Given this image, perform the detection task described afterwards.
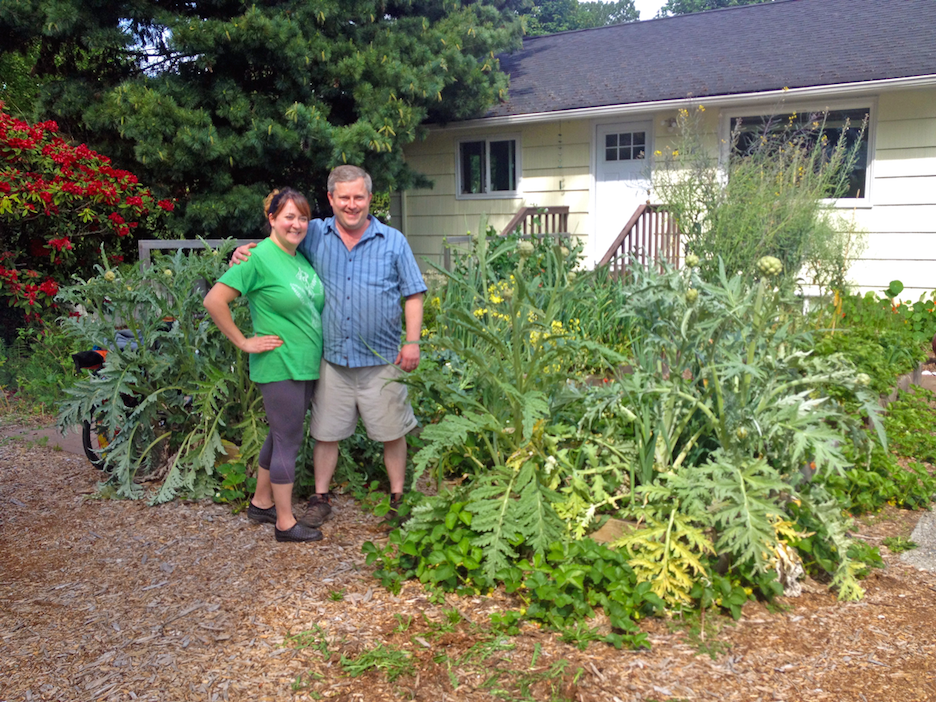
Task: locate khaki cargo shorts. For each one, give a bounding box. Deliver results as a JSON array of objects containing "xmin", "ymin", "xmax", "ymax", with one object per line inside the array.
[{"xmin": 310, "ymin": 360, "xmax": 418, "ymax": 443}]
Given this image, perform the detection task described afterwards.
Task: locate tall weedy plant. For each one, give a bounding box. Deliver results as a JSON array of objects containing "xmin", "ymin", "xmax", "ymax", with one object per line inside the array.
[{"xmin": 654, "ymin": 105, "xmax": 866, "ymax": 291}]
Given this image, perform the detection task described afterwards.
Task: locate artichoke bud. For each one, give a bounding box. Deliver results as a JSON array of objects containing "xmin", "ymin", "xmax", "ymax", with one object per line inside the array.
[{"xmin": 756, "ymin": 256, "xmax": 783, "ymax": 277}]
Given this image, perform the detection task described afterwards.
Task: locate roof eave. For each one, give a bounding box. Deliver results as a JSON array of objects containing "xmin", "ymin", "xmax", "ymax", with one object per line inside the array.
[{"xmin": 427, "ymin": 74, "xmax": 936, "ymax": 132}]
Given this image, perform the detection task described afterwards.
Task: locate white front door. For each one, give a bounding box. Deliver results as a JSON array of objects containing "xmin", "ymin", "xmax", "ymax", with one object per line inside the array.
[{"xmin": 592, "ymin": 121, "xmax": 652, "ymax": 264}]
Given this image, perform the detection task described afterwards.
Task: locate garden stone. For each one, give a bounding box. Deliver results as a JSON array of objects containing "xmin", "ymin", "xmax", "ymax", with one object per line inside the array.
[{"xmin": 899, "ymin": 510, "xmax": 936, "ymax": 572}]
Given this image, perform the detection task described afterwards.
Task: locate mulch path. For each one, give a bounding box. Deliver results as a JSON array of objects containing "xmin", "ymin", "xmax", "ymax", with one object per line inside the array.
[{"xmin": 2, "ymin": 438, "xmax": 936, "ymax": 702}]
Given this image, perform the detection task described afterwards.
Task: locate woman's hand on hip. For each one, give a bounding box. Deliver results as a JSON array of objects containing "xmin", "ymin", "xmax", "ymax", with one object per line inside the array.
[{"xmin": 240, "ymin": 335, "xmax": 283, "ymax": 353}]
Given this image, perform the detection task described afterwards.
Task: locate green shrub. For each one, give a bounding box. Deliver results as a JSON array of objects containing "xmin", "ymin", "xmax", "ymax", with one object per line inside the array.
[{"xmin": 56, "ymin": 242, "xmax": 265, "ymax": 502}]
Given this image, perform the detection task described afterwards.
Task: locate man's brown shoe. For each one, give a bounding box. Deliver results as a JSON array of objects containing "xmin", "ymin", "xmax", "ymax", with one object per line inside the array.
[{"xmin": 305, "ymin": 493, "xmax": 332, "ymax": 527}]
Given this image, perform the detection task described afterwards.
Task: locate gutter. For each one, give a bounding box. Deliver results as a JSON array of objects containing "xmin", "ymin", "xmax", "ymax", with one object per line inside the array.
[{"xmin": 427, "ymin": 74, "xmax": 936, "ymax": 132}]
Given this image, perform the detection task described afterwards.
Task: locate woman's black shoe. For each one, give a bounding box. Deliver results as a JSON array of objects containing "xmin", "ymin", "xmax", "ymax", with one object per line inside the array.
[
  {"xmin": 246, "ymin": 503, "xmax": 277, "ymax": 524},
  {"xmin": 275, "ymin": 521, "xmax": 323, "ymax": 542}
]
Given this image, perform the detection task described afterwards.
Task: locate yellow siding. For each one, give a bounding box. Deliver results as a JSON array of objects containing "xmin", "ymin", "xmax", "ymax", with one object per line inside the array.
[
  {"xmin": 874, "ymin": 147, "xmax": 936, "ymax": 178},
  {"xmin": 862, "ymin": 88, "xmax": 936, "ymax": 296}
]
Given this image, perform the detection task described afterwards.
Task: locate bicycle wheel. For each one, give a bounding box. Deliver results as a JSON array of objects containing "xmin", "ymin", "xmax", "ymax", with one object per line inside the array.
[{"xmin": 81, "ymin": 419, "xmax": 111, "ymax": 470}]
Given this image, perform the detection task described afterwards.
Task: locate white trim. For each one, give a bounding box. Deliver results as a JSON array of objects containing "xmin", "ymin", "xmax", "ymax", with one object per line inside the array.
[
  {"xmin": 454, "ymin": 133, "xmax": 522, "ymax": 200},
  {"xmin": 718, "ymin": 97, "xmax": 877, "ymax": 208},
  {"xmin": 429, "ymin": 74, "xmax": 936, "ymax": 132}
]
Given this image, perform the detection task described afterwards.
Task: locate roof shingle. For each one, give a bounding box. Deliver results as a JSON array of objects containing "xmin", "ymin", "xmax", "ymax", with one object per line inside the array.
[{"xmin": 488, "ymin": 0, "xmax": 936, "ymax": 118}]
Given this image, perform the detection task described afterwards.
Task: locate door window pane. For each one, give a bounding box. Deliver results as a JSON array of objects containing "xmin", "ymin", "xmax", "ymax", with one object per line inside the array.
[{"xmin": 609, "ymin": 131, "xmax": 646, "ymax": 161}]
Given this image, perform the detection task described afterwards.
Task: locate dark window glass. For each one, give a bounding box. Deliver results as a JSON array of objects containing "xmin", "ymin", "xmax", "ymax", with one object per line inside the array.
[
  {"xmin": 606, "ymin": 148, "xmax": 618, "ymax": 161},
  {"xmin": 731, "ymin": 108, "xmax": 869, "ymax": 198},
  {"xmin": 490, "ymin": 140, "xmax": 516, "ymax": 192},
  {"xmin": 460, "ymin": 141, "xmax": 485, "ymax": 194}
]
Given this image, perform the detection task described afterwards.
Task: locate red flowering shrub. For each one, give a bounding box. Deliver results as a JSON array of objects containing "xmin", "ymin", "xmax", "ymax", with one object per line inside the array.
[{"xmin": 0, "ymin": 103, "xmax": 173, "ymax": 322}]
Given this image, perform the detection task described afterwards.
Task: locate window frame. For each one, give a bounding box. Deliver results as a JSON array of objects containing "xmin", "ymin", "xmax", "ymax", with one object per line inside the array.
[
  {"xmin": 455, "ymin": 134, "xmax": 522, "ymax": 200},
  {"xmin": 719, "ymin": 99, "xmax": 876, "ymax": 208}
]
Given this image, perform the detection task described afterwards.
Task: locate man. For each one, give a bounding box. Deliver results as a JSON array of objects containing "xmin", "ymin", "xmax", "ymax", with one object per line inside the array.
[{"xmin": 232, "ymin": 165, "xmax": 426, "ymax": 526}]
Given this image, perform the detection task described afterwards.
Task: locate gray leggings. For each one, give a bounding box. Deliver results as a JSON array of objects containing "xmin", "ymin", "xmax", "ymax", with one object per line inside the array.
[{"xmin": 258, "ymin": 379, "xmax": 315, "ymax": 485}]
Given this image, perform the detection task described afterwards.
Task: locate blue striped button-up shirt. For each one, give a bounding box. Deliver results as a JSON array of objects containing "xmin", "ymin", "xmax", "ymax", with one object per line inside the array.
[{"xmin": 297, "ymin": 216, "xmax": 427, "ymax": 368}]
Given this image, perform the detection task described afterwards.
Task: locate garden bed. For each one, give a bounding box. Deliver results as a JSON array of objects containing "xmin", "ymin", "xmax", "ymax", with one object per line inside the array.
[{"xmin": 2, "ymin": 437, "xmax": 936, "ymax": 702}]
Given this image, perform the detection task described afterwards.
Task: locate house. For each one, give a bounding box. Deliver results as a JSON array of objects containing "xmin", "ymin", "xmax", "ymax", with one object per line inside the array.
[{"xmin": 394, "ymin": 0, "xmax": 936, "ymax": 297}]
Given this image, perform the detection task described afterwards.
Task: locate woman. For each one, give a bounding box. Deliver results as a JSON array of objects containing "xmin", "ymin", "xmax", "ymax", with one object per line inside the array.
[{"xmin": 203, "ymin": 188, "xmax": 325, "ymax": 542}]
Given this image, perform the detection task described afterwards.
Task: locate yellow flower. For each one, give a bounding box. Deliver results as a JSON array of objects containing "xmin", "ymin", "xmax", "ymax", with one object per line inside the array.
[{"xmin": 698, "ymin": 105, "xmax": 705, "ymax": 112}]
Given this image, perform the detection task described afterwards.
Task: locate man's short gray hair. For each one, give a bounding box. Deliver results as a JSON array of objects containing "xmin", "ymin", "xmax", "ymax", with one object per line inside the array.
[{"xmin": 328, "ymin": 165, "xmax": 372, "ymax": 194}]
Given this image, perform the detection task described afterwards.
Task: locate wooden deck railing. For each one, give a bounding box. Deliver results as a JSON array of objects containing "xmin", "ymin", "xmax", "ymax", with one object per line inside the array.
[
  {"xmin": 442, "ymin": 206, "xmax": 571, "ymax": 270},
  {"xmin": 499, "ymin": 206, "xmax": 569, "ymax": 238},
  {"xmin": 597, "ymin": 204, "xmax": 681, "ymax": 275}
]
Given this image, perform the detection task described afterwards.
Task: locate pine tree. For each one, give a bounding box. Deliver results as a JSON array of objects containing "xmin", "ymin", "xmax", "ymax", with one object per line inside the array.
[
  {"xmin": 0, "ymin": 1, "xmax": 524, "ymax": 236},
  {"xmin": 660, "ymin": 0, "xmax": 772, "ymax": 17},
  {"xmin": 525, "ymin": 0, "xmax": 637, "ymax": 36}
]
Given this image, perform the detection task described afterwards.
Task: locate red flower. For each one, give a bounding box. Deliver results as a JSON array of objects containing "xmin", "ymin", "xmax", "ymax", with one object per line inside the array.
[
  {"xmin": 157, "ymin": 199, "xmax": 175, "ymax": 212},
  {"xmin": 126, "ymin": 195, "xmax": 143, "ymax": 207},
  {"xmin": 39, "ymin": 279, "xmax": 59, "ymax": 297},
  {"xmin": 48, "ymin": 237, "xmax": 74, "ymax": 252},
  {"xmin": 108, "ymin": 212, "xmax": 125, "ymax": 225}
]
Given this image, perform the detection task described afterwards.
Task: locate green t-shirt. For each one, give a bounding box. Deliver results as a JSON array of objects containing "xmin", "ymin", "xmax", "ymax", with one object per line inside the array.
[{"xmin": 218, "ymin": 238, "xmax": 325, "ymax": 383}]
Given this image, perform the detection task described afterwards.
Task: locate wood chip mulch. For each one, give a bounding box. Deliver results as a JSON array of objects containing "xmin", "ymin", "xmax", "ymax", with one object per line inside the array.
[{"xmin": 2, "ymin": 440, "xmax": 936, "ymax": 702}]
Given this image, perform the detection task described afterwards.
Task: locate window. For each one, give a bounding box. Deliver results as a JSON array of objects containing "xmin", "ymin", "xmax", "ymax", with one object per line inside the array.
[
  {"xmin": 457, "ymin": 136, "xmax": 519, "ymax": 198},
  {"xmin": 729, "ymin": 107, "xmax": 871, "ymax": 200},
  {"xmin": 604, "ymin": 130, "xmax": 646, "ymax": 162}
]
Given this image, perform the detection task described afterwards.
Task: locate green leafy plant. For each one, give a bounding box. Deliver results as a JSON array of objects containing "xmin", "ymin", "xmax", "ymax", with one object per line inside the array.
[
  {"xmin": 882, "ymin": 536, "xmax": 917, "ymax": 554},
  {"xmin": 402, "ymin": 231, "xmax": 626, "ymax": 578},
  {"xmin": 577, "ymin": 259, "xmax": 884, "ymax": 602},
  {"xmin": 340, "ymin": 643, "xmax": 415, "ymax": 683},
  {"xmin": 56, "ymin": 242, "xmax": 264, "ymax": 502},
  {"xmin": 3, "ymin": 323, "xmax": 78, "ymax": 412},
  {"xmin": 212, "ymin": 460, "xmax": 256, "ymax": 507},
  {"xmin": 884, "ymin": 392, "xmax": 936, "ymax": 465}
]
